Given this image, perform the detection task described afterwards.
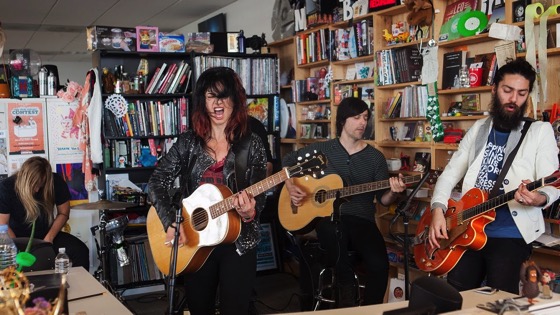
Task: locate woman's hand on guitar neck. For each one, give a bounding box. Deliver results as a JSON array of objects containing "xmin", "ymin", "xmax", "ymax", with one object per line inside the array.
[
  {"xmin": 165, "ymin": 223, "xmax": 187, "ymax": 248},
  {"xmin": 234, "ymin": 190, "xmax": 256, "ymax": 222},
  {"xmin": 429, "ymin": 208, "xmax": 448, "ymax": 249},
  {"xmin": 285, "ymin": 179, "xmax": 306, "ymax": 207}
]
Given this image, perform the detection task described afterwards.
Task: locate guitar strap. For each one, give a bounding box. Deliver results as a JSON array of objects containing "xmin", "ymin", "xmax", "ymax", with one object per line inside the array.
[
  {"xmin": 489, "ymin": 119, "xmax": 533, "ymax": 198},
  {"xmin": 232, "ymin": 134, "xmax": 251, "ymax": 193}
]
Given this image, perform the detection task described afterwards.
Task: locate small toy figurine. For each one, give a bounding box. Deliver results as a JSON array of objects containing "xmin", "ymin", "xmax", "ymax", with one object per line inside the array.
[
  {"xmin": 540, "ymin": 270, "xmax": 555, "ymax": 299},
  {"xmin": 520, "ymin": 260, "xmax": 542, "ymax": 303},
  {"xmin": 382, "ymin": 29, "xmax": 394, "ymax": 43},
  {"xmin": 404, "ymin": 0, "xmax": 434, "ymax": 27},
  {"xmin": 139, "ymin": 30, "xmax": 151, "ymax": 49}
]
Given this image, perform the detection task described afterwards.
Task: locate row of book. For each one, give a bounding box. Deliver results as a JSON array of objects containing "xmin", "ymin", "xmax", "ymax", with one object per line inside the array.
[
  {"xmin": 376, "ymin": 46, "xmax": 422, "ymax": 86},
  {"xmin": 296, "ymin": 19, "xmax": 374, "ymax": 65},
  {"xmin": 333, "ymin": 20, "xmax": 374, "ymax": 62},
  {"xmin": 442, "ymin": 51, "xmax": 498, "ymax": 90},
  {"xmin": 109, "ymin": 238, "xmax": 164, "ymax": 286},
  {"xmin": 103, "ymin": 98, "xmax": 188, "ymax": 138},
  {"xmin": 193, "ymin": 55, "xmax": 279, "ymax": 95},
  {"xmin": 383, "ymin": 85, "xmax": 428, "ymax": 119},
  {"xmin": 291, "ymin": 77, "xmax": 329, "ymax": 103},
  {"xmin": 543, "ymin": 199, "xmax": 560, "ymax": 220},
  {"xmin": 145, "ymin": 61, "xmax": 192, "ymax": 94},
  {"xmin": 296, "ymin": 28, "xmax": 330, "ymax": 65},
  {"xmin": 107, "ymin": 138, "xmax": 174, "ymax": 169}
]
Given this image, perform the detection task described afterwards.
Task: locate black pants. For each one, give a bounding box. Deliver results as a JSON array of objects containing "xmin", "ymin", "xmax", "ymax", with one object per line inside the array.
[
  {"xmin": 183, "ymin": 243, "xmax": 257, "ymax": 315},
  {"xmin": 447, "ymin": 237, "xmax": 532, "ymax": 294},
  {"xmin": 52, "ymin": 231, "xmax": 90, "ymax": 270},
  {"xmin": 315, "ymin": 215, "xmax": 389, "ymax": 305}
]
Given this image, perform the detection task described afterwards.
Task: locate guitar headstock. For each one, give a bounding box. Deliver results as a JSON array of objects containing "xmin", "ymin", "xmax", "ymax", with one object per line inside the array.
[
  {"xmin": 425, "ymin": 169, "xmax": 442, "ymax": 185},
  {"xmin": 544, "ymin": 170, "xmax": 560, "ymax": 188},
  {"xmin": 288, "ymin": 150, "xmax": 327, "ymax": 178}
]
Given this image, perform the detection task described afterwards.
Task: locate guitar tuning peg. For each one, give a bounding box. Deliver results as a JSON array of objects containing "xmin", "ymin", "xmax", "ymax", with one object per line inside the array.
[
  {"xmin": 297, "ymin": 156, "xmax": 302, "ymax": 161},
  {"xmin": 305, "ymin": 176, "xmax": 309, "ymax": 181},
  {"xmin": 305, "ymin": 153, "xmax": 310, "ymax": 157}
]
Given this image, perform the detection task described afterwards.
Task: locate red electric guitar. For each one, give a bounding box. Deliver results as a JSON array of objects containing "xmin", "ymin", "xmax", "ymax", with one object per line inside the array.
[{"xmin": 413, "ymin": 170, "xmax": 560, "ymax": 276}]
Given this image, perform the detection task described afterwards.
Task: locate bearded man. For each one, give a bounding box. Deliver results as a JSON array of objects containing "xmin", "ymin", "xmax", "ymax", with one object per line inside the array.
[{"xmin": 428, "ymin": 58, "xmax": 559, "ymax": 293}]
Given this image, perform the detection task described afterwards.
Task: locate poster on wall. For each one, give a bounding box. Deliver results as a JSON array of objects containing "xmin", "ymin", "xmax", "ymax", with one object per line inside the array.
[
  {"xmin": 0, "ymin": 131, "xmax": 7, "ymax": 179},
  {"xmin": 47, "ymin": 100, "xmax": 82, "ymax": 164},
  {"xmin": 56, "ymin": 163, "xmax": 88, "ymax": 205},
  {"xmin": 7, "ymin": 101, "xmax": 46, "ymax": 155},
  {"xmin": 7, "ymin": 154, "xmax": 47, "ymax": 175},
  {"xmin": 247, "ymin": 97, "xmax": 269, "ymax": 131}
]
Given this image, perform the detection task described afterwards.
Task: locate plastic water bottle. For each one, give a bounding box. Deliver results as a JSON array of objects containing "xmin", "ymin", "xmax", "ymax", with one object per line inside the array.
[
  {"xmin": 54, "ymin": 247, "xmax": 70, "ymax": 274},
  {"xmin": 0, "ymin": 224, "xmax": 17, "ymax": 270}
]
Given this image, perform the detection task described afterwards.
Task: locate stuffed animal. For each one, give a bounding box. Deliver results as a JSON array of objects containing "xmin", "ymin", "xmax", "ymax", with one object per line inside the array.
[
  {"xmin": 404, "ymin": 0, "xmax": 434, "ymax": 27},
  {"xmin": 520, "ymin": 260, "xmax": 542, "ymax": 303}
]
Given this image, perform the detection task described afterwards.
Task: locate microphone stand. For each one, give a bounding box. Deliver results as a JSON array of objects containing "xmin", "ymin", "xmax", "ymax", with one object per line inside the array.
[
  {"xmin": 390, "ymin": 170, "xmax": 432, "ymax": 300},
  {"xmin": 167, "ymin": 205, "xmax": 185, "ymax": 315}
]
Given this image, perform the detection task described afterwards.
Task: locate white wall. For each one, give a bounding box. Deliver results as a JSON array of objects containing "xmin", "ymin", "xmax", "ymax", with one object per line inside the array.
[
  {"xmin": 57, "ymin": 0, "xmax": 277, "ymax": 80},
  {"xmin": 56, "ymin": 60, "xmax": 93, "ymax": 85},
  {"xmin": 174, "ymin": 0, "xmax": 275, "ymax": 42}
]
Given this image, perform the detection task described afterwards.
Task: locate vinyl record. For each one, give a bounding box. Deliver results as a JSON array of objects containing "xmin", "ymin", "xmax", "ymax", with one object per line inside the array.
[
  {"xmin": 279, "ymin": 98, "xmax": 289, "ymax": 138},
  {"xmin": 457, "ymin": 10, "xmax": 488, "ymax": 37}
]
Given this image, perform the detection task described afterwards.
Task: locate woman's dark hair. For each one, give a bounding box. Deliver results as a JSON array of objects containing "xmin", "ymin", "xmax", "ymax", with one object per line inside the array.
[
  {"xmin": 493, "ymin": 58, "xmax": 536, "ymax": 93},
  {"xmin": 191, "ymin": 67, "xmax": 248, "ymax": 144},
  {"xmin": 335, "ymin": 97, "xmax": 370, "ymax": 136}
]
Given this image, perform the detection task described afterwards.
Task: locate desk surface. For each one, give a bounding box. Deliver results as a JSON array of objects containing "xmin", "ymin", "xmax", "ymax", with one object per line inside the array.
[
  {"xmin": 26, "ymin": 267, "xmax": 133, "ymax": 315},
  {"xmin": 288, "ymin": 289, "xmax": 560, "ymax": 314}
]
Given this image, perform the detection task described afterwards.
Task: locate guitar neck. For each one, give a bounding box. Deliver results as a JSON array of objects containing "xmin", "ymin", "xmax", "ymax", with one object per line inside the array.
[
  {"xmin": 459, "ymin": 179, "xmax": 545, "ymax": 223},
  {"xmin": 210, "ymin": 169, "xmax": 290, "ymax": 219},
  {"xmin": 326, "ymin": 174, "xmax": 422, "ymax": 199}
]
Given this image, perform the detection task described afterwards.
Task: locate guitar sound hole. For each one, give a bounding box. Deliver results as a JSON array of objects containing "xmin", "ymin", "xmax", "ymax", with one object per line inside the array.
[
  {"xmin": 315, "ymin": 189, "xmax": 326, "ymax": 203},
  {"xmin": 191, "ymin": 208, "xmax": 209, "ymax": 231}
]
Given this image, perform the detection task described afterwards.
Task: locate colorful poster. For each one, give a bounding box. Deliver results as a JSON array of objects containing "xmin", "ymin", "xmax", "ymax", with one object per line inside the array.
[
  {"xmin": 256, "ymin": 223, "xmax": 278, "ymax": 271},
  {"xmin": 0, "ymin": 130, "xmax": 7, "ymax": 177},
  {"xmin": 47, "ymin": 100, "xmax": 82, "ymax": 163},
  {"xmin": 56, "ymin": 163, "xmax": 88, "ymax": 202},
  {"xmin": 247, "ymin": 98, "xmax": 269, "ymax": 130},
  {"xmin": 7, "ymin": 101, "xmax": 46, "ymax": 155}
]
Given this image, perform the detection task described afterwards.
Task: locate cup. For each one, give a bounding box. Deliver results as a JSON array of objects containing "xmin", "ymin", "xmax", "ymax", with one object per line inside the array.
[{"xmin": 469, "ymin": 67, "xmax": 483, "ymax": 87}]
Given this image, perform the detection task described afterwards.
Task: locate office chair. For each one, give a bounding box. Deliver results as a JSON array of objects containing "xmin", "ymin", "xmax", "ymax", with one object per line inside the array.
[{"xmin": 13, "ymin": 237, "xmax": 56, "ymax": 271}]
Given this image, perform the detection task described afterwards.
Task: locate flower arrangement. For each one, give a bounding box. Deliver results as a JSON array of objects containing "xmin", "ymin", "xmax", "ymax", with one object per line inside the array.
[
  {"xmin": 56, "ymin": 80, "xmax": 83, "ymax": 103},
  {"xmin": 0, "ymin": 266, "xmax": 66, "ymax": 315}
]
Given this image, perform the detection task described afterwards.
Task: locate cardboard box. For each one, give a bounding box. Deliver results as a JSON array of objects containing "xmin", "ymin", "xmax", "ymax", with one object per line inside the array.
[
  {"xmin": 86, "ymin": 25, "xmax": 137, "ymax": 51},
  {"xmin": 158, "ymin": 33, "xmax": 185, "ymax": 52}
]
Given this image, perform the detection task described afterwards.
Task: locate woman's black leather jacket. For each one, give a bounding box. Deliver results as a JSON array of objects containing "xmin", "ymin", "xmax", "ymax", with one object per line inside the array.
[{"xmin": 148, "ymin": 130, "xmax": 267, "ymax": 255}]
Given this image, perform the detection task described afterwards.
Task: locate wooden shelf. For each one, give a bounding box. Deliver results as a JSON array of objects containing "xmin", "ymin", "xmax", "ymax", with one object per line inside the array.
[
  {"xmin": 438, "ymin": 33, "xmax": 494, "ymax": 48},
  {"xmin": 296, "ymin": 59, "xmax": 329, "ymax": 68},
  {"xmin": 377, "ymin": 81, "xmax": 422, "ymax": 90},
  {"xmin": 438, "ymin": 86, "xmax": 493, "ymax": 95},
  {"xmin": 280, "ymin": 138, "xmax": 298, "ymax": 144},
  {"xmin": 533, "ymin": 247, "xmax": 560, "ymax": 257},
  {"xmin": 331, "ymin": 54, "xmax": 374, "ymax": 66},
  {"xmin": 512, "ymin": 14, "xmax": 560, "ymax": 27},
  {"xmin": 517, "ymin": 47, "xmax": 560, "ymax": 58},
  {"xmin": 296, "ymin": 99, "xmax": 331, "ymax": 105},
  {"xmin": 377, "ymin": 141, "xmax": 432, "ymax": 148},
  {"xmin": 331, "ymin": 13, "xmax": 374, "ymax": 28},
  {"xmin": 298, "ymin": 119, "xmax": 330, "ymax": 124}
]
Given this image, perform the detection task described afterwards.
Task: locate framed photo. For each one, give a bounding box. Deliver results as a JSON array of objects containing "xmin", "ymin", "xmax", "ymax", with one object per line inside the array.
[
  {"xmin": 136, "ymin": 26, "xmax": 159, "ymax": 52},
  {"xmin": 227, "ymin": 32, "xmax": 239, "ymax": 53},
  {"xmin": 403, "ymin": 122, "xmax": 417, "ymax": 140}
]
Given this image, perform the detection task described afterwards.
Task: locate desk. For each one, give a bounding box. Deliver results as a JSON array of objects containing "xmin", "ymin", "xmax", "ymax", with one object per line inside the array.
[
  {"xmin": 288, "ymin": 290, "xmax": 560, "ymax": 314},
  {"xmin": 26, "ymin": 267, "xmax": 132, "ymax": 315}
]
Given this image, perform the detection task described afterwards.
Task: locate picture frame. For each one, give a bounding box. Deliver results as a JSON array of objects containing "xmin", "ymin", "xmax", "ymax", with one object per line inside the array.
[
  {"xmin": 403, "ymin": 122, "xmax": 417, "ymax": 140},
  {"xmin": 227, "ymin": 32, "xmax": 239, "ymax": 53},
  {"xmin": 136, "ymin": 26, "xmax": 159, "ymax": 52}
]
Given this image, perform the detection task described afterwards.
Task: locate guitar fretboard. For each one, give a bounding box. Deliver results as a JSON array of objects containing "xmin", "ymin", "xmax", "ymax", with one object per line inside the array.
[
  {"xmin": 450, "ymin": 178, "xmax": 547, "ymax": 226},
  {"xmin": 209, "ymin": 168, "xmax": 290, "ymax": 219},
  {"xmin": 324, "ymin": 174, "xmax": 423, "ymax": 199}
]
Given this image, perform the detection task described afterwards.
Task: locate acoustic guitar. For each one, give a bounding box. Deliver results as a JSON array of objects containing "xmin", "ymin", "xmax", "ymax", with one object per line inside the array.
[
  {"xmin": 147, "ymin": 151, "xmax": 326, "ymax": 275},
  {"xmin": 278, "ymin": 170, "xmax": 440, "ymax": 232},
  {"xmin": 413, "ymin": 170, "xmax": 560, "ymax": 276}
]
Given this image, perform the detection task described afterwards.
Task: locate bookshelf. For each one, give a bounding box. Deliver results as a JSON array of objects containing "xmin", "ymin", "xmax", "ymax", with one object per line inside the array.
[
  {"xmin": 272, "ymin": 1, "xmax": 560, "ymax": 288},
  {"xmin": 93, "ymin": 50, "xmax": 194, "ymax": 289}
]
